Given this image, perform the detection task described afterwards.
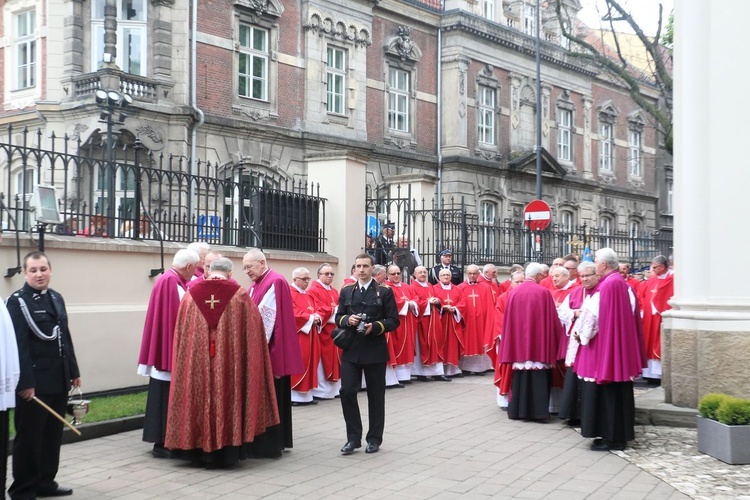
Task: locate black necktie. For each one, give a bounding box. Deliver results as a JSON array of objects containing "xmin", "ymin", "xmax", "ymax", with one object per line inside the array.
[{"xmin": 360, "ymin": 286, "xmax": 366, "ymax": 294}]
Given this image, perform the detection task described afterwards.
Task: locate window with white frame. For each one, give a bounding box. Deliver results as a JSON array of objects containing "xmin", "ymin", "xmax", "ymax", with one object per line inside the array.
[
  {"xmin": 560, "ymin": 210, "xmax": 574, "ymax": 233},
  {"xmin": 629, "ymin": 129, "xmax": 642, "ymax": 176},
  {"xmin": 558, "ymin": 109, "xmax": 572, "ymax": 161},
  {"xmin": 238, "ymin": 24, "xmax": 269, "ymax": 101},
  {"xmin": 630, "ymin": 219, "xmax": 642, "ymax": 254},
  {"xmin": 666, "ymin": 180, "xmax": 673, "ymax": 213},
  {"xmin": 15, "ymin": 168, "xmax": 35, "ymax": 196},
  {"xmin": 15, "ymin": 10, "xmax": 36, "ymax": 90},
  {"xmin": 600, "ymin": 122, "xmax": 613, "ymax": 171},
  {"xmin": 94, "ymin": 166, "xmax": 136, "ymax": 217},
  {"xmin": 326, "ymin": 46, "xmax": 346, "ymax": 115},
  {"xmin": 599, "ymin": 215, "xmax": 613, "ymax": 248},
  {"xmin": 479, "ymin": 201, "xmax": 497, "ymax": 257},
  {"xmin": 524, "ymin": 5, "xmax": 536, "ymax": 35},
  {"xmin": 388, "ymin": 67, "xmax": 410, "ymax": 132},
  {"xmin": 91, "ymin": 0, "xmax": 147, "ymax": 75},
  {"xmin": 477, "ymin": 86, "xmax": 496, "ymax": 145},
  {"xmin": 483, "ymin": 0, "xmax": 495, "ymax": 21}
]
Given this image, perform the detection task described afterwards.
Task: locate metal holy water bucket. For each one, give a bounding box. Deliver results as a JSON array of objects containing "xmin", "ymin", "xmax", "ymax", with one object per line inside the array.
[{"xmin": 66, "ymin": 387, "xmax": 91, "ymax": 426}]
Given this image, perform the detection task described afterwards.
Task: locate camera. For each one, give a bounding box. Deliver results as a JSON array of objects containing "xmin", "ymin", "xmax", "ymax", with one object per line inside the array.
[{"xmin": 356, "ymin": 313, "xmax": 368, "ymax": 334}]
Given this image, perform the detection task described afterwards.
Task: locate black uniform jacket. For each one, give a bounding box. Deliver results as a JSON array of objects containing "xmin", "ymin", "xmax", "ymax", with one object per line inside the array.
[
  {"xmin": 336, "ymin": 283, "xmax": 399, "ymax": 364},
  {"xmin": 6, "ymin": 284, "xmax": 80, "ymax": 395},
  {"xmin": 428, "ymin": 264, "xmax": 463, "ymax": 286}
]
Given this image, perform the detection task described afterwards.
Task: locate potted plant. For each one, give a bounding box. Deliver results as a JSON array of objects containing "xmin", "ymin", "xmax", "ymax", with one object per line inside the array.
[{"xmin": 697, "ymin": 393, "xmax": 750, "ymax": 465}]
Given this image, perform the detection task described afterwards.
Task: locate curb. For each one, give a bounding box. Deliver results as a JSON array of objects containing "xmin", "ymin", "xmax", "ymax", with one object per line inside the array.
[
  {"xmin": 61, "ymin": 415, "xmax": 145, "ymax": 445},
  {"xmin": 635, "ymin": 387, "xmax": 697, "ymax": 428}
]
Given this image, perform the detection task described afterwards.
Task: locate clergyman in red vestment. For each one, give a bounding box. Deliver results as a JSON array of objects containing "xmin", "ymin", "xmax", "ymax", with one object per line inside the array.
[
  {"xmin": 307, "ymin": 264, "xmax": 342, "ymax": 400},
  {"xmin": 289, "ymin": 267, "xmax": 322, "ymax": 404},
  {"xmin": 410, "ymin": 266, "xmax": 451, "ymax": 381},
  {"xmin": 165, "ymin": 258, "xmax": 278, "ymax": 468},
  {"xmin": 491, "ymin": 270, "xmax": 525, "ymax": 409},
  {"xmin": 432, "ymin": 268, "xmax": 464, "ymax": 377},
  {"xmin": 384, "ymin": 265, "xmax": 418, "ymax": 383},
  {"xmin": 457, "ymin": 265, "xmax": 495, "ymax": 374},
  {"xmin": 640, "ymin": 255, "xmax": 673, "ymax": 380}
]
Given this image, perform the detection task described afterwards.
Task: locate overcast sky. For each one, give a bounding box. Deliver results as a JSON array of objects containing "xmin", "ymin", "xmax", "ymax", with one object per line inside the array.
[{"xmin": 578, "ymin": 0, "xmax": 674, "ymax": 36}]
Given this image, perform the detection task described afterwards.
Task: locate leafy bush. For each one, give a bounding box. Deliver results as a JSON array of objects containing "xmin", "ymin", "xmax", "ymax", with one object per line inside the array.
[
  {"xmin": 716, "ymin": 398, "xmax": 750, "ymax": 426},
  {"xmin": 698, "ymin": 393, "xmax": 729, "ymax": 420}
]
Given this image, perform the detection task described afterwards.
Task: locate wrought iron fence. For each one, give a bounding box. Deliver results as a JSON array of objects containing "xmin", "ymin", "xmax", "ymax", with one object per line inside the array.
[
  {"xmin": 366, "ymin": 185, "xmax": 672, "ymax": 273},
  {"xmin": 0, "ymin": 126, "xmax": 326, "ymax": 253}
]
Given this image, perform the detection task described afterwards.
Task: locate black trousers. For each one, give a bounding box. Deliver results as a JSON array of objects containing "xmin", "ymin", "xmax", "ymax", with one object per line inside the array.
[
  {"xmin": 1, "ymin": 410, "xmax": 8, "ymax": 497},
  {"xmin": 9, "ymin": 393, "xmax": 67, "ymax": 500},
  {"xmin": 142, "ymin": 378, "xmax": 170, "ymax": 444},
  {"xmin": 581, "ymin": 380, "xmax": 635, "ymax": 443},
  {"xmin": 340, "ymin": 360, "xmax": 386, "ymax": 445}
]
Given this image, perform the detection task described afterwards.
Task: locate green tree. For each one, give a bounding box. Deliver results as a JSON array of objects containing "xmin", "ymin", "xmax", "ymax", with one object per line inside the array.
[{"xmin": 554, "ymin": 0, "xmax": 673, "ymax": 154}]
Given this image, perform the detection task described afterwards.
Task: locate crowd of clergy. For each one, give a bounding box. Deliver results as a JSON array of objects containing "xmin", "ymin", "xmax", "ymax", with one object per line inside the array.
[
  {"xmin": 289, "ymin": 247, "xmax": 674, "ymax": 452},
  {"xmin": 123, "ymin": 239, "xmax": 675, "ymax": 470}
]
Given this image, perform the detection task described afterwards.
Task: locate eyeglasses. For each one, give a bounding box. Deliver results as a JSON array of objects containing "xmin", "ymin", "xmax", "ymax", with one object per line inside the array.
[
  {"xmin": 388, "ymin": 272, "xmax": 401, "ymax": 275},
  {"xmin": 295, "ymin": 277, "xmax": 311, "ymax": 282},
  {"xmin": 564, "ymin": 266, "xmax": 577, "ymax": 271},
  {"xmin": 321, "ymin": 272, "xmax": 335, "ymax": 276},
  {"xmin": 579, "ymin": 274, "xmax": 596, "ymax": 278}
]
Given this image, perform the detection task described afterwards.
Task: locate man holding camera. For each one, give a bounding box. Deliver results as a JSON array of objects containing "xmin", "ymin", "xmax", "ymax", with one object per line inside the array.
[{"xmin": 336, "ymin": 254, "xmax": 399, "ymax": 455}]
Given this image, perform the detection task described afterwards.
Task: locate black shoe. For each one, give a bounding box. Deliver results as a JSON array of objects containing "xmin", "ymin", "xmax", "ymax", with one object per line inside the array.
[
  {"xmin": 365, "ymin": 442, "xmax": 380, "ymax": 454},
  {"xmin": 432, "ymin": 375, "xmax": 452, "ymax": 382},
  {"xmin": 291, "ymin": 400, "xmax": 318, "ymax": 407},
  {"xmin": 608, "ymin": 441, "xmax": 626, "ymax": 451},
  {"xmin": 399, "ymin": 379, "xmax": 413, "ymax": 385},
  {"xmin": 387, "ymin": 383, "xmax": 405, "ymax": 389},
  {"xmin": 450, "ymin": 373, "xmax": 464, "ymax": 378},
  {"xmin": 566, "ymin": 418, "xmax": 581, "ymax": 427},
  {"xmin": 37, "ymin": 486, "xmax": 73, "ymax": 497},
  {"xmin": 473, "ymin": 370, "xmax": 486, "ymax": 376},
  {"xmin": 414, "ymin": 376, "xmax": 429, "ymax": 382},
  {"xmin": 590, "ymin": 439, "xmax": 610, "ymax": 451},
  {"xmin": 341, "ymin": 440, "xmax": 361, "ymax": 455},
  {"xmin": 152, "ymin": 443, "xmax": 171, "ymax": 459}
]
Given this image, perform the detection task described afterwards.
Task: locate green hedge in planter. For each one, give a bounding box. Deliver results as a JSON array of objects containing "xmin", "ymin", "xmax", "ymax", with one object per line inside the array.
[{"xmin": 698, "ymin": 393, "xmax": 750, "ymax": 425}]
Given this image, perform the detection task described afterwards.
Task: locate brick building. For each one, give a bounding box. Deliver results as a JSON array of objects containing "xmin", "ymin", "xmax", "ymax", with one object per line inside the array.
[{"xmin": 0, "ymin": 0, "xmax": 670, "ymax": 265}]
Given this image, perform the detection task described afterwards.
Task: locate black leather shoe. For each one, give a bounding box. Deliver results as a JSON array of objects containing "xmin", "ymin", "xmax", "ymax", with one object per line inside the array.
[
  {"xmin": 152, "ymin": 443, "xmax": 171, "ymax": 459},
  {"xmin": 432, "ymin": 375, "xmax": 452, "ymax": 382},
  {"xmin": 590, "ymin": 440, "xmax": 610, "ymax": 451},
  {"xmin": 414, "ymin": 376, "xmax": 429, "ymax": 382},
  {"xmin": 387, "ymin": 383, "xmax": 405, "ymax": 389},
  {"xmin": 365, "ymin": 442, "xmax": 380, "ymax": 454},
  {"xmin": 340, "ymin": 440, "xmax": 361, "ymax": 455},
  {"xmin": 37, "ymin": 486, "xmax": 73, "ymax": 497}
]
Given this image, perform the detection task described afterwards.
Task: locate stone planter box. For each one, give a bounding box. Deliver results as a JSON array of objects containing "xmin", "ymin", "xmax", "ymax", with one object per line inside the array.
[{"xmin": 696, "ymin": 415, "xmax": 750, "ymax": 465}]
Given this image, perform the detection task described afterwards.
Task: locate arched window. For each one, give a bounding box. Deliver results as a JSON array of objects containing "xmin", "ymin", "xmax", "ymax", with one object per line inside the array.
[{"xmin": 599, "ymin": 215, "xmax": 614, "ymax": 249}]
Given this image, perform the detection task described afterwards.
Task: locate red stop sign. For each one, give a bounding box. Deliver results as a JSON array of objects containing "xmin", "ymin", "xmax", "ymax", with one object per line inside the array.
[{"xmin": 523, "ymin": 199, "xmax": 552, "ymax": 231}]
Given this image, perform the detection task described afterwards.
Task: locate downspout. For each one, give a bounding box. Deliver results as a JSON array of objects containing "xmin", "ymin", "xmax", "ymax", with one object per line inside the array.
[
  {"xmin": 436, "ymin": 19, "xmax": 443, "ymax": 249},
  {"xmin": 190, "ymin": 0, "xmax": 205, "ymax": 218}
]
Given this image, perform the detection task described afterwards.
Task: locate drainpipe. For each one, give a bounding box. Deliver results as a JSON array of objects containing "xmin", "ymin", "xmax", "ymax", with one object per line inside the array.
[
  {"xmin": 190, "ymin": 0, "xmax": 205, "ymax": 218},
  {"xmin": 436, "ymin": 22, "xmax": 443, "ymax": 250}
]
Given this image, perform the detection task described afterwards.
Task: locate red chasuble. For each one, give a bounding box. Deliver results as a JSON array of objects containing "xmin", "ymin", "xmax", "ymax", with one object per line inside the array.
[
  {"xmin": 138, "ymin": 269, "xmax": 190, "ymax": 373},
  {"xmin": 640, "ymin": 272, "xmax": 674, "ymax": 361},
  {"xmin": 499, "ymin": 280, "xmax": 562, "ymax": 366},
  {"xmin": 307, "ymin": 280, "xmax": 341, "ymax": 382},
  {"xmin": 457, "ymin": 282, "xmax": 496, "ymax": 356},
  {"xmin": 539, "ymin": 276, "xmax": 556, "ymax": 291},
  {"xmin": 383, "ymin": 281, "xmax": 417, "ymax": 367},
  {"xmin": 497, "ymin": 279, "xmax": 511, "ymax": 295},
  {"xmin": 290, "ymin": 287, "xmax": 321, "ymax": 393},
  {"xmin": 410, "ymin": 280, "xmax": 442, "ymax": 366},
  {"xmin": 165, "ymin": 280, "xmax": 279, "ymax": 453},
  {"xmin": 552, "ymin": 283, "xmax": 578, "ymax": 308},
  {"xmin": 431, "ymin": 283, "xmax": 464, "ymax": 368}
]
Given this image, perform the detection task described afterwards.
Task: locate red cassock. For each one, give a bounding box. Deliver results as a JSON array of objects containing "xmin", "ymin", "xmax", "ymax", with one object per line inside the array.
[
  {"xmin": 306, "ymin": 280, "xmax": 341, "ymax": 382},
  {"xmin": 383, "ymin": 281, "xmax": 418, "ymax": 367},
  {"xmin": 640, "ymin": 273, "xmax": 674, "ymax": 361},
  {"xmin": 550, "ymin": 284, "xmax": 579, "ymax": 388},
  {"xmin": 492, "ymin": 290, "xmax": 514, "ymax": 396},
  {"xmin": 626, "ymin": 277, "xmax": 641, "ymax": 292},
  {"xmin": 410, "ymin": 280, "xmax": 442, "ymax": 366},
  {"xmin": 457, "ymin": 282, "xmax": 496, "ymax": 356},
  {"xmin": 479, "ymin": 276, "xmax": 501, "ymax": 303},
  {"xmin": 539, "ymin": 276, "xmax": 556, "ymax": 291},
  {"xmin": 290, "ymin": 287, "xmax": 321, "ymax": 393},
  {"xmin": 431, "ymin": 283, "xmax": 464, "ymax": 368},
  {"xmin": 498, "ymin": 279, "xmax": 511, "ymax": 295},
  {"xmin": 165, "ymin": 280, "xmax": 279, "ymax": 454}
]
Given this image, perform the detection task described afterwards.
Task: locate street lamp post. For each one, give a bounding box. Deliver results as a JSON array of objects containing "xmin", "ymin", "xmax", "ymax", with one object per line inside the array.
[{"xmin": 94, "ymin": 89, "xmax": 132, "ymax": 237}]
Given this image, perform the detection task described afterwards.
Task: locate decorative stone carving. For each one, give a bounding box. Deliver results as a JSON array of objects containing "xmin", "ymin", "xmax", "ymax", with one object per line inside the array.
[
  {"xmin": 306, "ymin": 11, "xmax": 371, "ymax": 47},
  {"xmin": 459, "ymin": 70, "xmax": 465, "ymax": 95},
  {"xmin": 152, "ymin": 0, "xmax": 175, "ymax": 6},
  {"xmin": 70, "ymin": 124, "xmax": 88, "ymax": 143},
  {"xmin": 385, "ymin": 26, "xmax": 422, "ymax": 62},
  {"xmin": 482, "ymin": 64, "xmax": 494, "ymax": 77},
  {"xmin": 135, "ymin": 125, "xmax": 163, "ymax": 144},
  {"xmin": 234, "ymin": 0, "xmax": 284, "ymax": 18}
]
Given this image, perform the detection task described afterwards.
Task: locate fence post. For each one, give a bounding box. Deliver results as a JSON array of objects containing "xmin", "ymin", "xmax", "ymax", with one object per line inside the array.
[{"xmin": 307, "ymin": 152, "xmax": 367, "ymax": 284}]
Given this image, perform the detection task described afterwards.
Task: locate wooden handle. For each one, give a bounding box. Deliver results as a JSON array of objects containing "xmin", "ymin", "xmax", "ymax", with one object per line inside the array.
[{"xmin": 32, "ymin": 396, "xmax": 82, "ymax": 436}]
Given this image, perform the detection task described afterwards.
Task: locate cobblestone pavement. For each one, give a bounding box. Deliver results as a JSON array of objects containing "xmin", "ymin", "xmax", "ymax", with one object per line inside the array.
[{"xmin": 6, "ymin": 376, "xmax": 748, "ymax": 499}]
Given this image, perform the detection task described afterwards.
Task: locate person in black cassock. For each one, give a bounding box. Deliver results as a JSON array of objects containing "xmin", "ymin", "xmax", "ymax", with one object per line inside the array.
[
  {"xmin": 7, "ymin": 251, "xmax": 80, "ymax": 500},
  {"xmin": 336, "ymin": 254, "xmax": 399, "ymax": 455},
  {"xmin": 429, "ymin": 249, "xmax": 463, "ymax": 285},
  {"xmin": 373, "ymin": 222, "xmax": 396, "ymax": 265}
]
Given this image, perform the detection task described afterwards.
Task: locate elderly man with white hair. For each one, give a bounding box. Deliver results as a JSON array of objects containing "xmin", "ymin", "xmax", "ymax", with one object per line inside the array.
[
  {"xmin": 289, "ymin": 267, "xmax": 323, "ymax": 405},
  {"xmin": 575, "ymin": 248, "xmax": 644, "ymax": 451},
  {"xmin": 138, "ymin": 248, "xmax": 199, "ymax": 457},
  {"xmin": 497, "ymin": 262, "xmax": 563, "ymax": 421},
  {"xmin": 187, "ymin": 241, "xmax": 211, "ymax": 279}
]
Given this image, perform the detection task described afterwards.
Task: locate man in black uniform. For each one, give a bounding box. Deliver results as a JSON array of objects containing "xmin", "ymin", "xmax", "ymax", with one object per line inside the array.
[
  {"xmin": 336, "ymin": 253, "xmax": 399, "ymax": 455},
  {"xmin": 7, "ymin": 251, "xmax": 80, "ymax": 500},
  {"xmin": 373, "ymin": 222, "xmax": 396, "ymax": 265},
  {"xmin": 429, "ymin": 249, "xmax": 463, "ymax": 285}
]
